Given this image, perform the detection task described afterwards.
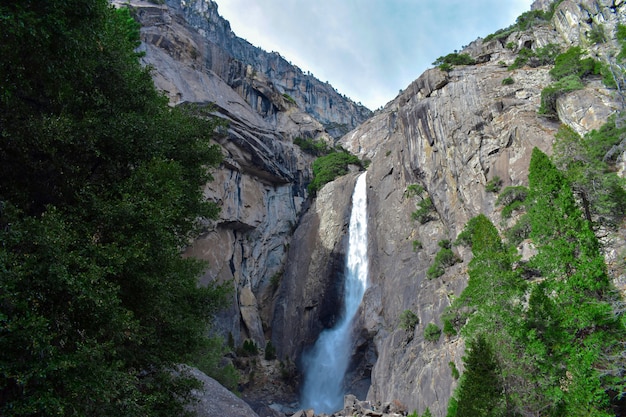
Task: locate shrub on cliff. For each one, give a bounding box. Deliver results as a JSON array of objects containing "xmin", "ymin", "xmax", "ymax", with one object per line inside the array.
[{"xmin": 307, "ymin": 150, "xmax": 362, "ymax": 194}]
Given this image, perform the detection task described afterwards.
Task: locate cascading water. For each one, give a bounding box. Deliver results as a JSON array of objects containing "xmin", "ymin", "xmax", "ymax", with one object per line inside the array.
[{"xmin": 300, "ymin": 172, "xmax": 369, "ymax": 414}]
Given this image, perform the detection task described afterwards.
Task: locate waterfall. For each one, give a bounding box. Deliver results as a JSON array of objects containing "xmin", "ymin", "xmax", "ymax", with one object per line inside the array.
[{"xmin": 300, "ymin": 172, "xmax": 369, "ymax": 414}]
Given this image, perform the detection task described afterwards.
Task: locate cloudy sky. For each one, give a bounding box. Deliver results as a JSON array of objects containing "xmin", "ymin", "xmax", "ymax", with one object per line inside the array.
[{"xmin": 216, "ymin": 1, "xmax": 534, "ymax": 110}]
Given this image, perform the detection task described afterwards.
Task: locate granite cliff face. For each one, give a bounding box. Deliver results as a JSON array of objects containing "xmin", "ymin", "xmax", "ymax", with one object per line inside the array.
[
  {"xmin": 118, "ymin": 0, "xmax": 625, "ymax": 415},
  {"xmin": 114, "ymin": 0, "xmax": 371, "ymax": 352},
  {"xmin": 274, "ymin": 0, "xmax": 625, "ymax": 416}
]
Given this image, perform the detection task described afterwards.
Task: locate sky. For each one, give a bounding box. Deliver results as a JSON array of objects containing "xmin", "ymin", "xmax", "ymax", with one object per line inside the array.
[{"xmin": 216, "ymin": 1, "xmax": 535, "ymax": 110}]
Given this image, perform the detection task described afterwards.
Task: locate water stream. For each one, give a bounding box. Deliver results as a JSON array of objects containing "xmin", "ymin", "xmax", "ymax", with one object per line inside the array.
[{"xmin": 300, "ymin": 172, "xmax": 369, "ymax": 414}]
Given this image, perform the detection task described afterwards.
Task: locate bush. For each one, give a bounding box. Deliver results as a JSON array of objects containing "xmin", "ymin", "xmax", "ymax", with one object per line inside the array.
[
  {"xmin": 411, "ymin": 197, "xmax": 436, "ymax": 224},
  {"xmin": 496, "ymin": 186, "xmax": 528, "ymax": 218},
  {"xmin": 282, "ymin": 93, "xmax": 296, "ymax": 104},
  {"xmin": 293, "ymin": 136, "xmax": 330, "ymax": 156},
  {"xmin": 240, "ymin": 339, "xmax": 259, "ymax": 356},
  {"xmin": 399, "ymin": 309, "xmax": 419, "ymax": 331},
  {"xmin": 412, "ymin": 240, "xmax": 423, "ymax": 252},
  {"xmin": 423, "ymin": 323, "xmax": 442, "ymax": 342},
  {"xmin": 307, "ymin": 151, "xmax": 362, "ymax": 194},
  {"xmin": 486, "ymin": 176, "xmax": 503, "ymax": 192},
  {"xmin": 501, "ymin": 77, "xmax": 514, "ymax": 85},
  {"xmin": 405, "ymin": 183, "xmax": 425, "ymax": 198},
  {"xmin": 443, "ymin": 319, "xmax": 458, "ymax": 337},
  {"xmin": 427, "ymin": 248, "xmax": 459, "ymax": 279},
  {"xmin": 265, "ymin": 340, "xmax": 277, "ymax": 360},
  {"xmin": 449, "ymin": 361, "xmax": 460, "ymax": 379},
  {"xmin": 433, "ymin": 53, "xmax": 476, "ymax": 71}
]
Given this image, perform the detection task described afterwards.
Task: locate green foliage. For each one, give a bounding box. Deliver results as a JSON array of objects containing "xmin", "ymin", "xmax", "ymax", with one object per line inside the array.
[
  {"xmin": 454, "ymin": 335, "xmax": 505, "ymax": 417},
  {"xmin": 508, "ymin": 43, "xmax": 561, "ymax": 70},
  {"xmin": 423, "ymin": 323, "xmax": 441, "ymax": 342},
  {"xmin": 282, "ymin": 93, "xmax": 296, "ymax": 104},
  {"xmin": 443, "ymin": 319, "xmax": 457, "ymax": 337},
  {"xmin": 448, "ymin": 361, "xmax": 460, "ymax": 379},
  {"xmin": 270, "ymin": 272, "xmax": 283, "ymax": 290},
  {"xmin": 412, "ymin": 240, "xmax": 423, "ymax": 252},
  {"xmin": 405, "ymin": 183, "xmax": 425, "ymax": 198},
  {"xmin": 240, "ymin": 340, "xmax": 259, "ymax": 357},
  {"xmin": 501, "ymin": 77, "xmax": 514, "ymax": 85},
  {"xmin": 293, "ymin": 136, "xmax": 331, "ymax": 156},
  {"xmin": 0, "ymin": 1, "xmax": 229, "ymax": 414},
  {"xmin": 483, "ymin": 5, "xmax": 560, "ymax": 43},
  {"xmin": 433, "ymin": 53, "xmax": 476, "ymax": 71},
  {"xmin": 552, "ymin": 122, "xmax": 626, "ymax": 228},
  {"xmin": 587, "ymin": 24, "xmax": 606, "ymax": 44},
  {"xmin": 496, "ymin": 185, "xmax": 528, "ymax": 219},
  {"xmin": 618, "ymin": 23, "xmax": 626, "ymax": 61},
  {"xmin": 539, "ymin": 47, "xmax": 606, "ymax": 116},
  {"xmin": 504, "ymin": 213, "xmax": 531, "ymax": 246},
  {"xmin": 426, "ymin": 247, "xmax": 459, "ymax": 279},
  {"xmin": 193, "ymin": 337, "xmax": 239, "ymax": 391},
  {"xmin": 399, "ymin": 309, "xmax": 419, "ymax": 332},
  {"xmin": 307, "ymin": 151, "xmax": 362, "ymax": 194},
  {"xmin": 264, "ymin": 341, "xmax": 277, "ymax": 360},
  {"xmin": 549, "ymin": 46, "xmax": 597, "ymax": 80},
  {"xmin": 411, "ymin": 197, "xmax": 436, "ymax": 224},
  {"xmin": 485, "ymin": 176, "xmax": 502, "ymax": 192},
  {"xmin": 446, "ymin": 148, "xmax": 626, "ymax": 417}
]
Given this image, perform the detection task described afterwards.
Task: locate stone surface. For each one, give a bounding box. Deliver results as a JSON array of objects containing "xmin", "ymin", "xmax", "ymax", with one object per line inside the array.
[
  {"xmin": 112, "ymin": 0, "xmax": 626, "ymax": 415},
  {"xmin": 182, "ymin": 366, "xmax": 260, "ymax": 417}
]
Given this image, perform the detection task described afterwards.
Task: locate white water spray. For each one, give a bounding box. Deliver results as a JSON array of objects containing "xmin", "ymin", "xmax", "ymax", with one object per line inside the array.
[{"xmin": 300, "ymin": 172, "xmax": 369, "ymax": 414}]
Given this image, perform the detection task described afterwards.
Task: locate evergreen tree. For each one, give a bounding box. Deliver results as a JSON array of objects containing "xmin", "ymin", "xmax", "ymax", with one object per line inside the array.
[
  {"xmin": 455, "ymin": 334, "xmax": 505, "ymax": 417},
  {"xmin": 0, "ymin": 1, "xmax": 227, "ymax": 415}
]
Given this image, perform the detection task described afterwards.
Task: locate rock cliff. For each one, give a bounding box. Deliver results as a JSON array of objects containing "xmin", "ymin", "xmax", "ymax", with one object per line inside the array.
[
  {"xmin": 113, "ymin": 0, "xmax": 371, "ymax": 353},
  {"xmin": 116, "ymin": 0, "xmax": 625, "ymax": 415},
  {"xmin": 332, "ymin": 1, "xmax": 625, "ymax": 415}
]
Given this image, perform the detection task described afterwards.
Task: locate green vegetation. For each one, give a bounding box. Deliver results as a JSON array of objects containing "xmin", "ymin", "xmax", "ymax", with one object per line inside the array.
[
  {"xmin": 423, "ymin": 323, "xmax": 442, "ymax": 342},
  {"xmin": 0, "ymin": 1, "xmax": 231, "ymax": 415},
  {"xmin": 433, "ymin": 53, "xmax": 476, "ymax": 72},
  {"xmin": 587, "ymin": 24, "xmax": 607, "ymax": 44},
  {"xmin": 411, "ymin": 197, "xmax": 436, "ymax": 224},
  {"xmin": 307, "ymin": 150, "xmax": 362, "ymax": 194},
  {"xmin": 405, "ymin": 183, "xmax": 425, "ymax": 198},
  {"xmin": 282, "ymin": 92, "xmax": 296, "ymax": 104},
  {"xmin": 426, "ymin": 243, "xmax": 460, "ymax": 279},
  {"xmin": 507, "ymin": 42, "xmax": 560, "ymax": 70},
  {"xmin": 412, "ymin": 240, "xmax": 423, "ymax": 252},
  {"xmin": 264, "ymin": 341, "xmax": 277, "ymax": 360},
  {"xmin": 448, "ymin": 361, "xmax": 460, "ymax": 380},
  {"xmin": 552, "ymin": 121, "xmax": 626, "ymax": 228},
  {"xmin": 445, "ymin": 149, "xmax": 626, "ymax": 417},
  {"xmin": 443, "ymin": 319, "xmax": 457, "ymax": 337},
  {"xmin": 485, "ymin": 176, "xmax": 502, "ymax": 192},
  {"xmin": 484, "ymin": 2, "xmax": 563, "ymax": 42},
  {"xmin": 496, "ymin": 185, "xmax": 528, "ymax": 219},
  {"xmin": 293, "ymin": 136, "xmax": 331, "ymax": 156},
  {"xmin": 399, "ymin": 309, "xmax": 419, "ymax": 332},
  {"xmin": 501, "ymin": 76, "xmax": 514, "ymax": 85},
  {"xmin": 538, "ymin": 46, "xmax": 611, "ymax": 116}
]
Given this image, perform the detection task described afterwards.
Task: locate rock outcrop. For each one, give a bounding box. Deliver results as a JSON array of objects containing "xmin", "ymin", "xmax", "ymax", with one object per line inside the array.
[
  {"xmin": 114, "ymin": 0, "xmax": 625, "ymax": 415},
  {"xmin": 113, "ymin": 0, "xmax": 372, "ymax": 351},
  {"xmin": 331, "ymin": 1, "xmax": 625, "ymax": 415}
]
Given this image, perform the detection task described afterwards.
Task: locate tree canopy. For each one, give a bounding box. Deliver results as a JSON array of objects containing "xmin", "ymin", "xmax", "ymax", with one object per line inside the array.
[{"xmin": 0, "ymin": 1, "xmax": 227, "ymax": 415}]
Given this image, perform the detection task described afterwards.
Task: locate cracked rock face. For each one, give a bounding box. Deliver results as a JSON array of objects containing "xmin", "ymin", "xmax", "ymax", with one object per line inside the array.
[
  {"xmin": 113, "ymin": 0, "xmax": 371, "ymax": 349},
  {"xmin": 335, "ymin": 1, "xmax": 625, "ymax": 415}
]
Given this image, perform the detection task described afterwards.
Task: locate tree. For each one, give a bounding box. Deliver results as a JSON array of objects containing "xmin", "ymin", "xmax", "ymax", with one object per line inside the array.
[
  {"xmin": 454, "ymin": 335, "xmax": 505, "ymax": 417},
  {"xmin": 0, "ymin": 1, "xmax": 228, "ymax": 415}
]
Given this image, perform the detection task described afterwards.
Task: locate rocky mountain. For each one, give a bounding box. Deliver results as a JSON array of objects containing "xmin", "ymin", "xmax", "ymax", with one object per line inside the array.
[
  {"xmin": 273, "ymin": 0, "xmax": 626, "ymax": 416},
  {"xmin": 118, "ymin": 0, "xmax": 625, "ymax": 416}
]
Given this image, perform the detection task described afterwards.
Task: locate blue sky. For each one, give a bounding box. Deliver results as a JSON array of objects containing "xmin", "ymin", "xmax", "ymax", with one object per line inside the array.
[{"xmin": 216, "ymin": 1, "xmax": 534, "ymax": 109}]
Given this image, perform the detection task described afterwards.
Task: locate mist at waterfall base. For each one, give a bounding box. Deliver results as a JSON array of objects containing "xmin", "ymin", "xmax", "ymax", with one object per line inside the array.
[{"xmin": 300, "ymin": 173, "xmax": 369, "ymax": 414}]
